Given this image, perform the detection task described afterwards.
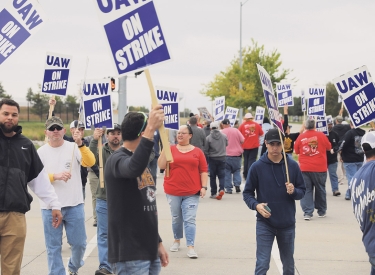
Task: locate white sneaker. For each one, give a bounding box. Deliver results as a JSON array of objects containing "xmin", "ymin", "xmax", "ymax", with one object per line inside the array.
[
  {"xmin": 187, "ymin": 248, "xmax": 198, "ymax": 259},
  {"xmin": 170, "ymin": 242, "xmax": 180, "ymax": 252}
]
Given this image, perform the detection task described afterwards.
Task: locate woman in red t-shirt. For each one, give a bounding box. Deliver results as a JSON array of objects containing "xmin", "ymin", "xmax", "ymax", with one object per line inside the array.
[{"xmin": 158, "ymin": 125, "xmax": 208, "ymax": 259}]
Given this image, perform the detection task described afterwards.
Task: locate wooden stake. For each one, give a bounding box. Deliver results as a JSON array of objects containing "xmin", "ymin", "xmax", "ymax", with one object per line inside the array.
[
  {"xmin": 98, "ymin": 126, "xmax": 106, "ymax": 188},
  {"xmin": 276, "ymin": 125, "xmax": 290, "ymax": 184},
  {"xmin": 144, "ymin": 69, "xmax": 173, "ymax": 176}
]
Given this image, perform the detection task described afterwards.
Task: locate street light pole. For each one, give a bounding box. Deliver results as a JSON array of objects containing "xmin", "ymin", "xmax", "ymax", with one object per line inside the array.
[{"xmin": 239, "ymin": 0, "xmax": 249, "ymax": 91}]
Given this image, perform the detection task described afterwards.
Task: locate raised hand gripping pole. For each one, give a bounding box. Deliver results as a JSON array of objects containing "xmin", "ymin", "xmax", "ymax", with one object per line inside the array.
[
  {"xmin": 45, "ymin": 95, "xmax": 56, "ymax": 143},
  {"xmin": 144, "ymin": 69, "xmax": 173, "ymax": 176}
]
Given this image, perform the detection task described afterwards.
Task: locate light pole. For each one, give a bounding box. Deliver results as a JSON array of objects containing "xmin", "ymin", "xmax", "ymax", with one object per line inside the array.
[{"xmin": 239, "ymin": 0, "xmax": 249, "ymax": 91}]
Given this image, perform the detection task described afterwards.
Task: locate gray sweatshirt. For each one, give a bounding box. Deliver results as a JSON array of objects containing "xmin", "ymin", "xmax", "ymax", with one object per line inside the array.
[{"xmin": 205, "ymin": 130, "xmax": 228, "ymax": 160}]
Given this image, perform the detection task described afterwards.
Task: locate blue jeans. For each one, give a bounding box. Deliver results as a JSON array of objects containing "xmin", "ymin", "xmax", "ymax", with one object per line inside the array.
[
  {"xmin": 343, "ymin": 162, "xmax": 363, "ymax": 198},
  {"xmin": 243, "ymin": 148, "xmax": 258, "ymax": 179},
  {"xmin": 209, "ymin": 158, "xmax": 226, "ymax": 195},
  {"xmin": 96, "ymin": 198, "xmax": 112, "ymax": 273},
  {"xmin": 370, "ymin": 256, "xmax": 375, "ymax": 275},
  {"xmin": 111, "ymin": 258, "xmax": 161, "ymax": 275},
  {"xmin": 41, "ymin": 204, "xmax": 87, "ymax": 275},
  {"xmin": 166, "ymin": 194, "xmax": 199, "ymax": 247},
  {"xmin": 225, "ymin": 156, "xmax": 242, "ymax": 191},
  {"xmin": 148, "ymin": 156, "xmax": 159, "ymax": 185},
  {"xmin": 255, "ymin": 220, "xmax": 295, "ymax": 275},
  {"xmin": 300, "ymin": 172, "xmax": 327, "ymax": 217},
  {"xmin": 327, "ymin": 162, "xmax": 339, "ymax": 193}
]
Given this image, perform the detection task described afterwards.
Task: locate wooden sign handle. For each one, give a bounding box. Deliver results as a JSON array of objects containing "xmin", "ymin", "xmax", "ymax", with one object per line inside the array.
[
  {"xmin": 144, "ymin": 69, "xmax": 174, "ymax": 164},
  {"xmin": 98, "ymin": 135, "xmax": 104, "ymax": 188}
]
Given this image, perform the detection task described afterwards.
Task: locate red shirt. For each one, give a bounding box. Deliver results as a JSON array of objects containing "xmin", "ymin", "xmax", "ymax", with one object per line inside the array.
[
  {"xmin": 238, "ymin": 120, "xmax": 264, "ymax": 149},
  {"xmin": 163, "ymin": 146, "xmax": 208, "ymax": 196},
  {"xmin": 294, "ymin": 130, "xmax": 332, "ymax": 172}
]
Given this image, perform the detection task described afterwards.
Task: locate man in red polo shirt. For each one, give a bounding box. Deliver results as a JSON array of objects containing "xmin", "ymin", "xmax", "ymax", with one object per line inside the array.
[
  {"xmin": 294, "ymin": 117, "xmax": 331, "ymax": 220},
  {"xmin": 238, "ymin": 113, "xmax": 264, "ymax": 180}
]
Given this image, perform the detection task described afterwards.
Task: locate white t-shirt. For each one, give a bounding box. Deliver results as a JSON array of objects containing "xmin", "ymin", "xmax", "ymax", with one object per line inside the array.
[{"xmin": 37, "ymin": 141, "xmax": 83, "ymax": 208}]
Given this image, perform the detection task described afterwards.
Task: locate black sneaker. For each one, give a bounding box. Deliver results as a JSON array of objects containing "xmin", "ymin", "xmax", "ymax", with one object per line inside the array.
[
  {"xmin": 95, "ymin": 268, "xmax": 113, "ymax": 275},
  {"xmin": 333, "ymin": 191, "xmax": 341, "ymax": 196},
  {"xmin": 235, "ymin": 186, "xmax": 241, "ymax": 193},
  {"xmin": 225, "ymin": 190, "xmax": 232, "ymax": 194},
  {"xmin": 68, "ymin": 270, "xmax": 78, "ymax": 275},
  {"xmin": 93, "ymin": 221, "xmax": 97, "ymax": 227}
]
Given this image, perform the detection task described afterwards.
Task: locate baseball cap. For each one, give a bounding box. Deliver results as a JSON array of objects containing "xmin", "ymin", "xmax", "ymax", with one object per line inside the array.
[
  {"xmin": 336, "ymin": 115, "xmax": 343, "ymax": 122},
  {"xmin": 265, "ymin": 128, "xmax": 285, "ymax": 143},
  {"xmin": 244, "ymin": 113, "xmax": 253, "ymax": 119},
  {"xmin": 361, "ymin": 132, "xmax": 375, "ymax": 152},
  {"xmin": 222, "ymin": 118, "xmax": 230, "ymax": 125},
  {"xmin": 210, "ymin": 121, "xmax": 220, "ymax": 129},
  {"xmin": 70, "ymin": 120, "xmax": 85, "ymax": 129},
  {"xmin": 45, "ymin": 116, "xmax": 64, "ymax": 130},
  {"xmin": 107, "ymin": 123, "xmax": 121, "ymax": 134},
  {"xmin": 327, "ymin": 117, "xmax": 333, "ymax": 124}
]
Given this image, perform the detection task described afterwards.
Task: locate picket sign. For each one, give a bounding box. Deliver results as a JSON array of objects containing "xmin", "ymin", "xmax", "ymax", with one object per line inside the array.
[{"xmin": 144, "ymin": 69, "xmax": 173, "ymax": 176}]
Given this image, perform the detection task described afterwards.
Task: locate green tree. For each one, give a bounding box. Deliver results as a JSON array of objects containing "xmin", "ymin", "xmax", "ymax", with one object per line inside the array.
[
  {"xmin": 325, "ymin": 82, "xmax": 347, "ymax": 117},
  {"xmin": 26, "ymin": 88, "xmax": 33, "ymax": 122},
  {"xmin": 202, "ymin": 40, "xmax": 291, "ymax": 111},
  {"xmin": 64, "ymin": 95, "xmax": 80, "ymax": 121},
  {"xmin": 128, "ymin": 106, "xmax": 150, "ymax": 113},
  {"xmin": 0, "ymin": 82, "xmax": 12, "ymax": 99},
  {"xmin": 29, "ymin": 85, "xmax": 50, "ymax": 121}
]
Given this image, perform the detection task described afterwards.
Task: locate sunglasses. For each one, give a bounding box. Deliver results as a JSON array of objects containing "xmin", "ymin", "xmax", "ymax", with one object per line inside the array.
[
  {"xmin": 137, "ymin": 112, "xmax": 148, "ymax": 136},
  {"xmin": 48, "ymin": 125, "xmax": 63, "ymax": 131}
]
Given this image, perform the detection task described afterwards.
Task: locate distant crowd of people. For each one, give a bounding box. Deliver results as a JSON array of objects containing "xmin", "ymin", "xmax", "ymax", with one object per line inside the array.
[{"xmin": 0, "ymin": 98, "xmax": 374, "ymax": 275}]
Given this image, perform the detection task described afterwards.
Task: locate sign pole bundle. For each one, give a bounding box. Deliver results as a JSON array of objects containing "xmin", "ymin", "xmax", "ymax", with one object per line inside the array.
[{"xmin": 256, "ymin": 64, "xmax": 290, "ymax": 183}]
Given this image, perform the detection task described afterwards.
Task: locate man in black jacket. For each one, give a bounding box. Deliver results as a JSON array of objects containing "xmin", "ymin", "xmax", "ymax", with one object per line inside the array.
[
  {"xmin": 326, "ymin": 117, "xmax": 341, "ymax": 196},
  {"xmin": 0, "ymin": 99, "xmax": 62, "ymax": 274},
  {"xmin": 333, "ymin": 115, "xmax": 351, "ymax": 185},
  {"xmin": 105, "ymin": 106, "xmax": 168, "ymax": 274},
  {"xmin": 338, "ymin": 120, "xmax": 365, "ymax": 200}
]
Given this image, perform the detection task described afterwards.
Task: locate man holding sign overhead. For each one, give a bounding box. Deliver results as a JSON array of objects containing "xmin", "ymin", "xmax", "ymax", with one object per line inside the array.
[
  {"xmin": 238, "ymin": 113, "xmax": 264, "ymax": 180},
  {"xmin": 294, "ymin": 118, "xmax": 331, "ymax": 220}
]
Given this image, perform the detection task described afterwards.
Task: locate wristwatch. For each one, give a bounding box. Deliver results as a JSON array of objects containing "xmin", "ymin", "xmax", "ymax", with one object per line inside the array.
[{"xmin": 201, "ymin": 186, "xmax": 207, "ymax": 190}]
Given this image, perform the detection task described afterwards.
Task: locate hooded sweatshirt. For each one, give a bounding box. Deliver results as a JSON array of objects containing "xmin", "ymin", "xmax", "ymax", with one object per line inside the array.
[
  {"xmin": 339, "ymin": 127, "xmax": 365, "ymax": 163},
  {"xmin": 243, "ymin": 153, "xmax": 306, "ymax": 229},
  {"xmin": 205, "ymin": 129, "xmax": 228, "ymax": 160}
]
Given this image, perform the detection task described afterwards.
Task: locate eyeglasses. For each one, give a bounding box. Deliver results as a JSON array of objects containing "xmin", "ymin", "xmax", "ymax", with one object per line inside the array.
[
  {"xmin": 177, "ymin": 132, "xmax": 190, "ymax": 135},
  {"xmin": 48, "ymin": 125, "xmax": 63, "ymax": 131},
  {"xmin": 137, "ymin": 112, "xmax": 148, "ymax": 136}
]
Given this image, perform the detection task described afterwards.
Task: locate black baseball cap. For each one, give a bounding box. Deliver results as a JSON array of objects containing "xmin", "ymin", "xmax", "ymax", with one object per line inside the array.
[
  {"xmin": 222, "ymin": 118, "xmax": 230, "ymax": 125},
  {"xmin": 107, "ymin": 123, "xmax": 121, "ymax": 134},
  {"xmin": 265, "ymin": 128, "xmax": 284, "ymax": 143}
]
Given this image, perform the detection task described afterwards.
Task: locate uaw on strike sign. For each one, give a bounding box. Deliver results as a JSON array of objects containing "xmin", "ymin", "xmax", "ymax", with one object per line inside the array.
[
  {"xmin": 256, "ymin": 64, "xmax": 283, "ymax": 132},
  {"xmin": 333, "ymin": 66, "xmax": 375, "ymax": 128},
  {"xmin": 83, "ymin": 79, "xmax": 114, "ymax": 129},
  {"xmin": 156, "ymin": 86, "xmax": 179, "ymax": 130},
  {"xmin": 42, "ymin": 52, "xmax": 72, "ymax": 96},
  {"xmin": 93, "ymin": 0, "xmax": 171, "ymax": 75},
  {"xmin": 0, "ymin": 0, "xmax": 45, "ymax": 65}
]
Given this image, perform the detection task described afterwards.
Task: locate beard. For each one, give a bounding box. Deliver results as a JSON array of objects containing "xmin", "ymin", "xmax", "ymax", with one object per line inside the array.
[
  {"xmin": 0, "ymin": 122, "xmax": 16, "ymax": 134},
  {"xmin": 109, "ymin": 138, "xmax": 120, "ymax": 147}
]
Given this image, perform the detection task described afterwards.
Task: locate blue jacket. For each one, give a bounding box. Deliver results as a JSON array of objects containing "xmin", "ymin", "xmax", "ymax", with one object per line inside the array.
[
  {"xmin": 243, "ymin": 153, "xmax": 306, "ymax": 229},
  {"xmin": 351, "ymin": 160, "xmax": 375, "ymax": 257}
]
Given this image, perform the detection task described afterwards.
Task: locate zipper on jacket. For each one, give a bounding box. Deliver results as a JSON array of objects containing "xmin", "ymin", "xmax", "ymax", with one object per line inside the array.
[{"xmin": 1, "ymin": 139, "xmax": 10, "ymax": 209}]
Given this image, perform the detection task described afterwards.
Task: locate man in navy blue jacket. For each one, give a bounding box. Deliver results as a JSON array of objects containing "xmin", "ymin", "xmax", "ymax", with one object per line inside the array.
[
  {"xmin": 350, "ymin": 131, "xmax": 375, "ymax": 275},
  {"xmin": 243, "ymin": 128, "xmax": 306, "ymax": 275}
]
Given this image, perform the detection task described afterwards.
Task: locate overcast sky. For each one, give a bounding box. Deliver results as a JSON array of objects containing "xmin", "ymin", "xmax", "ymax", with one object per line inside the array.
[{"xmin": 1, "ymin": 0, "xmax": 375, "ymax": 116}]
